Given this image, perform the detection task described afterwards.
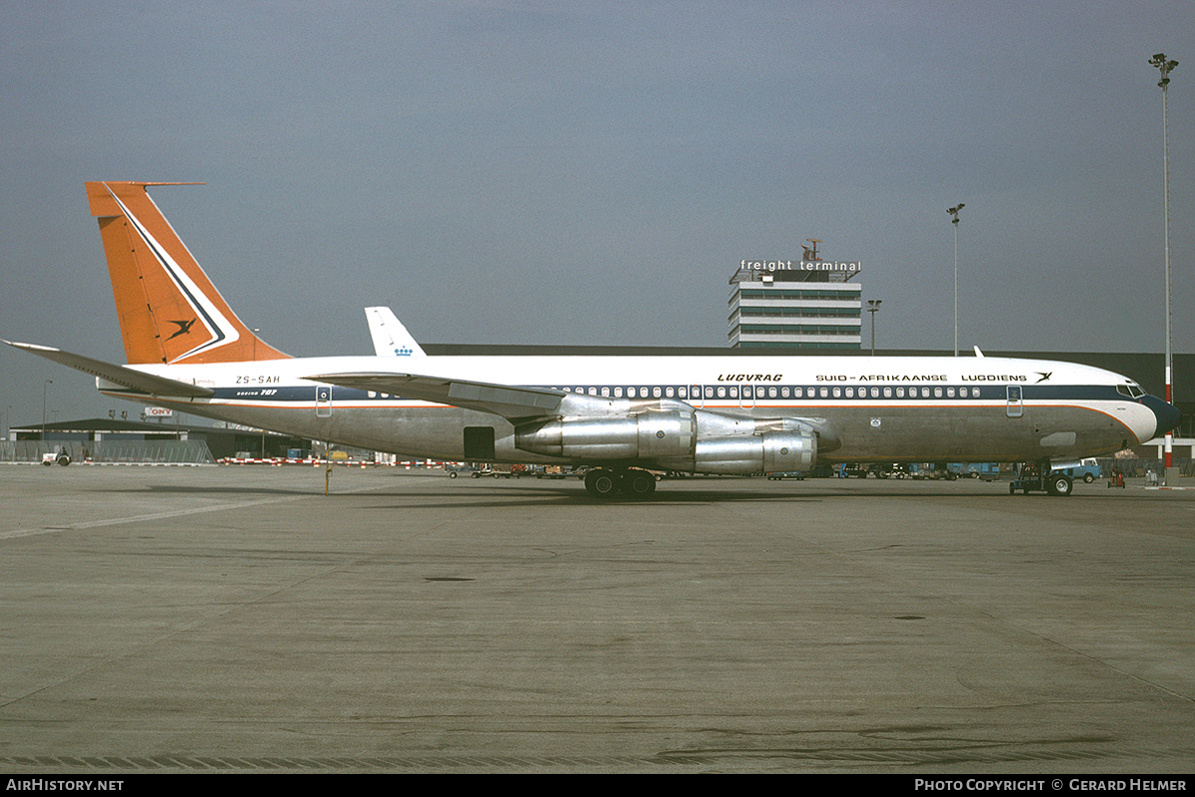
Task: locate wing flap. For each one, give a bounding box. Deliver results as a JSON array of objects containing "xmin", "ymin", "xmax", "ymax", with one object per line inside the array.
[
  {"xmin": 309, "ymin": 371, "xmax": 565, "ymax": 420},
  {"xmin": 3, "ymin": 340, "xmax": 214, "ymax": 398}
]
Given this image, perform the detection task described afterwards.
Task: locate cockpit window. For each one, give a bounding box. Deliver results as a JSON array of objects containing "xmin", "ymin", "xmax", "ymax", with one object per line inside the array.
[{"xmin": 1117, "ymin": 383, "xmax": 1146, "ymax": 398}]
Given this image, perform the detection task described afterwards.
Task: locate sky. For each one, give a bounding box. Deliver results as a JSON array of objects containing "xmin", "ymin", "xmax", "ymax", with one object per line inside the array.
[{"xmin": 1, "ymin": 0, "xmax": 1192, "ymax": 426}]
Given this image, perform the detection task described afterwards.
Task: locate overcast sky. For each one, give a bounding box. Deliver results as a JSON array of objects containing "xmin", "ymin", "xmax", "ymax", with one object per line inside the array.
[{"xmin": 1, "ymin": 0, "xmax": 1191, "ymax": 425}]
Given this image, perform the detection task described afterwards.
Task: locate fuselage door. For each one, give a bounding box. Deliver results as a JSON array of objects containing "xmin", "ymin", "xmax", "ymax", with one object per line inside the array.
[
  {"xmin": 1006, "ymin": 385, "xmax": 1023, "ymax": 418},
  {"xmin": 316, "ymin": 385, "xmax": 332, "ymax": 418}
]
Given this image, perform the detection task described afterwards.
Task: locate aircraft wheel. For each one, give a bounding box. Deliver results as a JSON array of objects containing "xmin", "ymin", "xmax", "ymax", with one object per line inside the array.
[
  {"xmin": 1047, "ymin": 474, "xmax": 1073, "ymax": 497},
  {"xmin": 621, "ymin": 469, "xmax": 656, "ymax": 496},
  {"xmin": 585, "ymin": 469, "xmax": 619, "ymax": 499}
]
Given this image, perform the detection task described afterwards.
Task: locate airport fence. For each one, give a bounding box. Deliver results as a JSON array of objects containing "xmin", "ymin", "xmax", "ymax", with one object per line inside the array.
[
  {"xmin": 0, "ymin": 440, "xmax": 215, "ymax": 465},
  {"xmin": 1097, "ymin": 457, "xmax": 1194, "ymax": 478}
]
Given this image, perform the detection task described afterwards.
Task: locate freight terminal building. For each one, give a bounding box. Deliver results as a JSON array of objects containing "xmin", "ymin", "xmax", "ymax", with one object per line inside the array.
[{"xmin": 729, "ymin": 257, "xmax": 862, "ymax": 349}]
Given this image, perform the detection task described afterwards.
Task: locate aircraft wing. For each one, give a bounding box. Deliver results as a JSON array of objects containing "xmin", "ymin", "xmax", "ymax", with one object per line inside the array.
[
  {"xmin": 310, "ymin": 370, "xmax": 568, "ymax": 421},
  {"xmin": 3, "ymin": 340, "xmax": 215, "ymax": 398}
]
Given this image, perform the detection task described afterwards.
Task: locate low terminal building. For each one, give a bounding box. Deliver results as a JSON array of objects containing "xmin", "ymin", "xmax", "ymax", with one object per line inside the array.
[{"xmin": 6, "ymin": 417, "xmax": 310, "ymax": 462}]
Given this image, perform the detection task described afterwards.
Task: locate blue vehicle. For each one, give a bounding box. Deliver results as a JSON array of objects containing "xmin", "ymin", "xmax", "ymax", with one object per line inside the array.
[
  {"xmin": 949, "ymin": 462, "xmax": 1001, "ymax": 481},
  {"xmin": 1060, "ymin": 458, "xmax": 1101, "ymax": 484}
]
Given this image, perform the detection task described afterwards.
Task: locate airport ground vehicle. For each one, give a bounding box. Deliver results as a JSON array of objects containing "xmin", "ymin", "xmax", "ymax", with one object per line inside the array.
[
  {"xmin": 1060, "ymin": 458, "xmax": 1101, "ymax": 483},
  {"xmin": 950, "ymin": 462, "xmax": 1001, "ymax": 481},
  {"xmin": 1009, "ymin": 463, "xmax": 1073, "ymax": 496}
]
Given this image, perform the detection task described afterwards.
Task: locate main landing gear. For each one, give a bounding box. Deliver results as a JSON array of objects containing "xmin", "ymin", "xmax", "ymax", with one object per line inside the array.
[{"xmin": 584, "ymin": 467, "xmax": 657, "ymax": 499}]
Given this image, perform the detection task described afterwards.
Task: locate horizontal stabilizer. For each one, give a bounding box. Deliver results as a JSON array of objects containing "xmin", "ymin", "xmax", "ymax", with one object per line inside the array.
[
  {"xmin": 309, "ymin": 371, "xmax": 565, "ymax": 421},
  {"xmin": 3, "ymin": 340, "xmax": 214, "ymax": 398}
]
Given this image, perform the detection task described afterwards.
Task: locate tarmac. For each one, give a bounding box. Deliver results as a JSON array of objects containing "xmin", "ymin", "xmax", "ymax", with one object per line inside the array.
[{"xmin": 1, "ymin": 464, "xmax": 1192, "ymax": 774}]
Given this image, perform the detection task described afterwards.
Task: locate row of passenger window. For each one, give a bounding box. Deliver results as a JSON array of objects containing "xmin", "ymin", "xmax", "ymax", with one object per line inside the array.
[{"xmin": 552, "ymin": 384, "xmax": 988, "ymax": 400}]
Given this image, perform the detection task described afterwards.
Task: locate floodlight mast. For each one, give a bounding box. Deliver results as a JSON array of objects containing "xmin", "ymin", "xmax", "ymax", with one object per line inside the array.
[
  {"xmin": 1150, "ymin": 53, "xmax": 1177, "ymax": 483},
  {"xmin": 947, "ymin": 204, "xmax": 965, "ymax": 357},
  {"xmin": 867, "ymin": 299, "xmax": 882, "ymax": 355}
]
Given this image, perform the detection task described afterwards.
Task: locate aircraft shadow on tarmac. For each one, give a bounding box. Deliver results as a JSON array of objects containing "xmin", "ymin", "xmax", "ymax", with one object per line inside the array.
[{"xmin": 130, "ymin": 478, "xmax": 1155, "ymax": 510}]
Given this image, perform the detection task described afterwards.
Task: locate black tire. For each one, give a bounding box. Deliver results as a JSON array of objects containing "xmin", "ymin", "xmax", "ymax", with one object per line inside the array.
[
  {"xmin": 1083, "ymin": 473, "xmax": 1094, "ymax": 483},
  {"xmin": 1047, "ymin": 474, "xmax": 1073, "ymax": 497},
  {"xmin": 448, "ymin": 471, "xmax": 458, "ymax": 478},
  {"xmin": 585, "ymin": 469, "xmax": 618, "ymax": 499},
  {"xmin": 621, "ymin": 470, "xmax": 656, "ymax": 496}
]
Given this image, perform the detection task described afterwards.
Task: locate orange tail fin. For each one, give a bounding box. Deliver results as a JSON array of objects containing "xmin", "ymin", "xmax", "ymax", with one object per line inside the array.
[{"xmin": 85, "ymin": 181, "xmax": 289, "ymax": 365}]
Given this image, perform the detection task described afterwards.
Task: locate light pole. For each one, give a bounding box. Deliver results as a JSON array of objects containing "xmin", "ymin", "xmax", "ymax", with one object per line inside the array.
[
  {"xmin": 947, "ymin": 204, "xmax": 965, "ymax": 356},
  {"xmin": 1150, "ymin": 53, "xmax": 1178, "ymax": 484},
  {"xmin": 867, "ymin": 300, "xmax": 882, "ymax": 355},
  {"xmin": 42, "ymin": 379, "xmax": 52, "ymax": 442}
]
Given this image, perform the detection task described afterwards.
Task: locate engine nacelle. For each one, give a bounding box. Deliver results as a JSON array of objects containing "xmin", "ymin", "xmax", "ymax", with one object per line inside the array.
[
  {"xmin": 516, "ymin": 409, "xmax": 819, "ymax": 475},
  {"xmin": 515, "ymin": 410, "xmax": 696, "ymax": 461},
  {"xmin": 657, "ymin": 427, "xmax": 817, "ymax": 474}
]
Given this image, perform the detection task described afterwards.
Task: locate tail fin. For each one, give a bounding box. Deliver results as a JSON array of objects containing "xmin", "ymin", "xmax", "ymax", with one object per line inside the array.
[
  {"xmin": 85, "ymin": 181, "xmax": 289, "ymax": 364},
  {"xmin": 365, "ymin": 306, "xmax": 426, "ymax": 358}
]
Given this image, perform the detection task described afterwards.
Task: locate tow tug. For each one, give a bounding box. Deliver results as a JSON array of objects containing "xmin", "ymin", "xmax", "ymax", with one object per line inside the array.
[{"xmin": 1009, "ymin": 461, "xmax": 1074, "ymax": 496}]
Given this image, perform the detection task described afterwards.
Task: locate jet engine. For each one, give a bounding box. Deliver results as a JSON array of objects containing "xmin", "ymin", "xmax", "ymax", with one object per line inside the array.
[
  {"xmin": 662, "ymin": 427, "xmax": 817, "ymax": 474},
  {"xmin": 515, "ymin": 410, "xmax": 696, "ymax": 460},
  {"xmin": 515, "ymin": 410, "xmax": 819, "ymax": 475}
]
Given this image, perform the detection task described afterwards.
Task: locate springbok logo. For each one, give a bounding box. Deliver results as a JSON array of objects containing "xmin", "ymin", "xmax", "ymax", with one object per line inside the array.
[{"xmin": 166, "ymin": 318, "xmax": 196, "ymax": 340}]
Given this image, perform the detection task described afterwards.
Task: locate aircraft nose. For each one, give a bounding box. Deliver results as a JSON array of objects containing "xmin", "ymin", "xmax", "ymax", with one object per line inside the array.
[{"xmin": 1141, "ymin": 394, "xmax": 1183, "ymax": 438}]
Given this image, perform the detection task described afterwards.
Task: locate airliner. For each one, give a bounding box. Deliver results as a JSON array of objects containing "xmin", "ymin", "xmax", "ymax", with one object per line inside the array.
[{"xmin": 5, "ymin": 181, "xmax": 1182, "ymax": 498}]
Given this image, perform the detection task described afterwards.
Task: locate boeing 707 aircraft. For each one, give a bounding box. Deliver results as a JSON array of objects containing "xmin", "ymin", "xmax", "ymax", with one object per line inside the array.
[{"xmin": 5, "ymin": 182, "xmax": 1182, "ymax": 498}]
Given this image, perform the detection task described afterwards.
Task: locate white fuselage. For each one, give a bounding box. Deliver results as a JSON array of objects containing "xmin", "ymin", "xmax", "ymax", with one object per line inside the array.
[{"xmin": 101, "ymin": 354, "xmax": 1159, "ymax": 465}]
